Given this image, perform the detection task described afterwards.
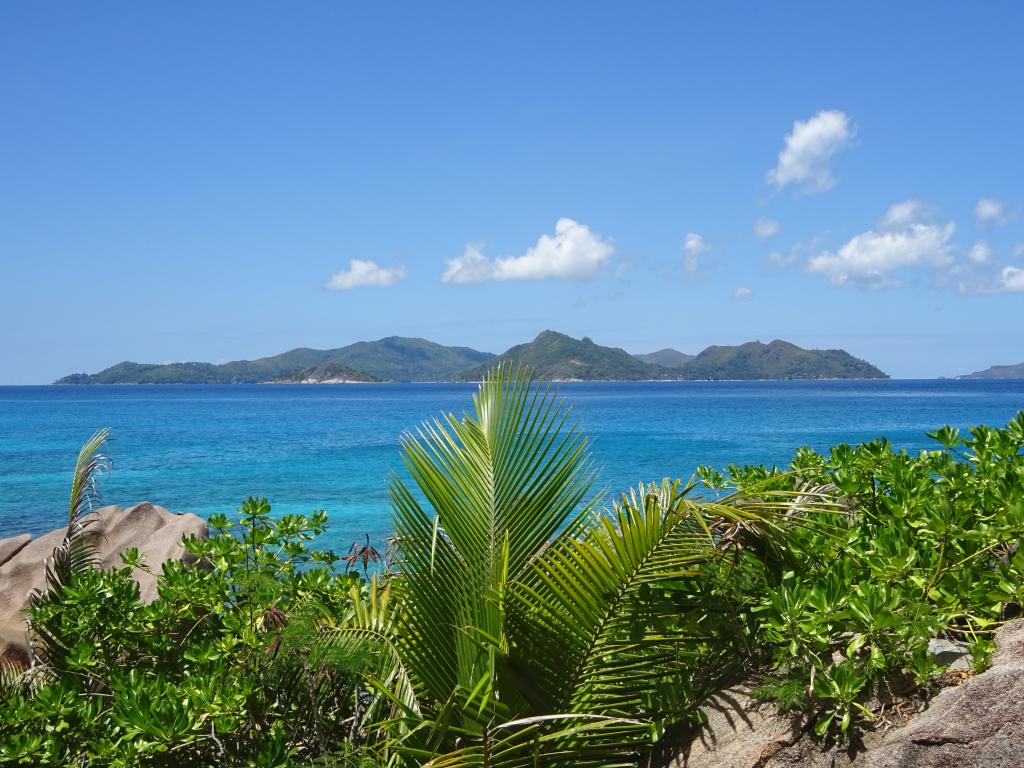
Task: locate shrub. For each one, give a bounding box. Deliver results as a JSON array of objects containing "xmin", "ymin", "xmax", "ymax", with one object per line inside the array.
[{"xmin": 1, "ymin": 497, "xmax": 381, "ymax": 767}]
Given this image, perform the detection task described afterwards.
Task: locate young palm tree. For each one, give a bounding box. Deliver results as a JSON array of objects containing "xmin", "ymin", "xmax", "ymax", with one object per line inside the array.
[
  {"xmin": 29, "ymin": 428, "xmax": 111, "ymax": 668},
  {"xmin": 327, "ymin": 367, "xmax": 819, "ymax": 767}
]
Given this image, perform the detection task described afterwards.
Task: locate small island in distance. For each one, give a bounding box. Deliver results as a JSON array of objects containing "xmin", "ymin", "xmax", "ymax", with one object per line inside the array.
[
  {"xmin": 57, "ymin": 331, "xmax": 889, "ymax": 384},
  {"xmin": 957, "ymin": 361, "xmax": 1024, "ymax": 380}
]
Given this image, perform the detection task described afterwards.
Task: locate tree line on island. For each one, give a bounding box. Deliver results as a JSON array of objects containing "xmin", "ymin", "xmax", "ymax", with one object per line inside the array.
[{"xmin": 56, "ymin": 330, "xmax": 891, "ymax": 383}]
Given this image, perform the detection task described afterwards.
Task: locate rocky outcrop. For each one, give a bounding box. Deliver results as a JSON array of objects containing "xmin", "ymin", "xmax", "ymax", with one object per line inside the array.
[
  {"xmin": 669, "ymin": 620, "xmax": 1024, "ymax": 768},
  {"xmin": 0, "ymin": 503, "xmax": 207, "ymax": 664},
  {"xmin": 862, "ymin": 620, "xmax": 1024, "ymax": 768}
]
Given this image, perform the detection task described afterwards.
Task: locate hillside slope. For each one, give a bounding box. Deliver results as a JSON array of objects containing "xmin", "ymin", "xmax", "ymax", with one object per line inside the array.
[
  {"xmin": 56, "ymin": 337, "xmax": 493, "ymax": 384},
  {"xmin": 456, "ymin": 331, "xmax": 673, "ymax": 381},
  {"xmin": 958, "ymin": 362, "xmax": 1024, "ymax": 379},
  {"xmin": 633, "ymin": 348, "xmax": 693, "ymax": 368},
  {"xmin": 272, "ymin": 363, "xmax": 381, "ymax": 383},
  {"xmin": 679, "ymin": 340, "xmax": 887, "ymax": 380}
]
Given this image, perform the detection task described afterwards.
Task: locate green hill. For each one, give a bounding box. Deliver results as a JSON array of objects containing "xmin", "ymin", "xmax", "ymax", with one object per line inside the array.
[
  {"xmin": 456, "ymin": 331, "xmax": 674, "ymax": 381},
  {"xmin": 678, "ymin": 340, "xmax": 887, "ymax": 380},
  {"xmin": 56, "ymin": 337, "xmax": 494, "ymax": 384},
  {"xmin": 272, "ymin": 363, "xmax": 381, "ymax": 384},
  {"xmin": 958, "ymin": 361, "xmax": 1024, "ymax": 380},
  {"xmin": 330, "ymin": 337, "xmax": 493, "ymax": 382},
  {"xmin": 633, "ymin": 348, "xmax": 693, "ymax": 368},
  {"xmin": 55, "ymin": 334, "xmax": 888, "ymax": 384}
]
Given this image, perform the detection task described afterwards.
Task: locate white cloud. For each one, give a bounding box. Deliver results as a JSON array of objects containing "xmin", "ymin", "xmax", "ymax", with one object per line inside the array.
[
  {"xmin": 1013, "ymin": 244, "xmax": 1024, "ymax": 259},
  {"xmin": 975, "ymin": 197, "xmax": 1009, "ymax": 227},
  {"xmin": 768, "ymin": 110, "xmax": 854, "ymax": 192},
  {"xmin": 881, "ymin": 199, "xmax": 926, "ymax": 228},
  {"xmin": 999, "ymin": 266, "xmax": 1024, "ymax": 293},
  {"xmin": 733, "ymin": 287, "xmax": 753, "ymax": 300},
  {"xmin": 807, "ymin": 218, "xmax": 956, "ymax": 290},
  {"xmin": 768, "ymin": 249, "xmax": 795, "ymax": 267},
  {"xmin": 682, "ymin": 232, "xmax": 709, "ymax": 272},
  {"xmin": 754, "ymin": 217, "xmax": 780, "ymax": 239},
  {"xmin": 442, "ymin": 218, "xmax": 614, "ymax": 284},
  {"xmin": 326, "ymin": 259, "xmax": 407, "ymax": 290},
  {"xmin": 967, "ymin": 241, "xmax": 992, "ymax": 264}
]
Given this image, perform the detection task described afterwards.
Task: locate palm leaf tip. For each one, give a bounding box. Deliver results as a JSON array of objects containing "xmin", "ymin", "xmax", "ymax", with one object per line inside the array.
[{"xmin": 67, "ymin": 427, "xmax": 112, "ymax": 532}]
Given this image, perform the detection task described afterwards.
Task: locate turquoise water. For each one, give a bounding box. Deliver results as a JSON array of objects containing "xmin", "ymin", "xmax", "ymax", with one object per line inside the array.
[{"xmin": 1, "ymin": 381, "xmax": 1022, "ymax": 552}]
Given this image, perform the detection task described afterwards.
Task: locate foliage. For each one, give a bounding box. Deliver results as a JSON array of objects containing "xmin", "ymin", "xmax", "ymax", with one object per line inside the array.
[
  {"xmin": 6, "ymin": 370, "xmax": 1023, "ymax": 766},
  {"xmin": 2, "ymin": 489, "xmax": 383, "ymax": 767},
  {"xmin": 701, "ymin": 412, "xmax": 1024, "ymax": 737},
  {"xmin": 322, "ymin": 365, "xmax": 821, "ymax": 767}
]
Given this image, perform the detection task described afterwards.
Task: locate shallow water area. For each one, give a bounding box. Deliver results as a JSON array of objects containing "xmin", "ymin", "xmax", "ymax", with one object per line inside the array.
[{"xmin": 1, "ymin": 379, "xmax": 1022, "ymax": 553}]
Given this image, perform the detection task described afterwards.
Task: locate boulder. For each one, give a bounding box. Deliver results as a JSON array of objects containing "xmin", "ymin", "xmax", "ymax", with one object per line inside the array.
[
  {"xmin": 668, "ymin": 619, "xmax": 1024, "ymax": 768},
  {"xmin": 0, "ymin": 534, "xmax": 31, "ymax": 569},
  {"xmin": 862, "ymin": 620, "xmax": 1024, "ymax": 768},
  {"xmin": 0, "ymin": 503, "xmax": 207, "ymax": 664}
]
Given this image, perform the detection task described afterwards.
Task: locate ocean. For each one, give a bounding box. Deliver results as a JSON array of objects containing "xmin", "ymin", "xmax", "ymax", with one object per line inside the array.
[{"xmin": 1, "ymin": 380, "xmax": 1022, "ymax": 552}]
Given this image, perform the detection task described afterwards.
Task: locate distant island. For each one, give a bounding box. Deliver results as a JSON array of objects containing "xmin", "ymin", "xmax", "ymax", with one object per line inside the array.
[
  {"xmin": 57, "ymin": 337, "xmax": 493, "ymax": 385},
  {"xmin": 271, "ymin": 363, "xmax": 381, "ymax": 384},
  {"xmin": 957, "ymin": 361, "xmax": 1024, "ymax": 380},
  {"xmin": 632, "ymin": 349, "xmax": 694, "ymax": 368},
  {"xmin": 56, "ymin": 331, "xmax": 888, "ymax": 384},
  {"xmin": 455, "ymin": 331, "xmax": 675, "ymax": 382},
  {"xmin": 678, "ymin": 339, "xmax": 886, "ymax": 380}
]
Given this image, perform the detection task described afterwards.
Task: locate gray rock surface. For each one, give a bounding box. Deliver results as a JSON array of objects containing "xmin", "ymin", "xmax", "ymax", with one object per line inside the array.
[
  {"xmin": 862, "ymin": 619, "xmax": 1024, "ymax": 768},
  {"xmin": 0, "ymin": 503, "xmax": 207, "ymax": 664},
  {"xmin": 0, "ymin": 534, "xmax": 31, "ymax": 569},
  {"xmin": 670, "ymin": 620, "xmax": 1024, "ymax": 768},
  {"xmin": 926, "ymin": 637, "xmax": 971, "ymax": 671}
]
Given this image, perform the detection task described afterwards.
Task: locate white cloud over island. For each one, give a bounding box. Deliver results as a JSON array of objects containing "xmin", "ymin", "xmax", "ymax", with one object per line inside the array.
[
  {"xmin": 999, "ymin": 266, "xmax": 1024, "ymax": 293},
  {"xmin": 442, "ymin": 218, "xmax": 614, "ymax": 284},
  {"xmin": 807, "ymin": 201, "xmax": 955, "ymax": 290},
  {"xmin": 880, "ymin": 199, "xmax": 926, "ymax": 229},
  {"xmin": 768, "ymin": 109, "xmax": 854, "ymax": 193},
  {"xmin": 326, "ymin": 259, "xmax": 408, "ymax": 290},
  {"xmin": 967, "ymin": 241, "xmax": 992, "ymax": 264},
  {"xmin": 682, "ymin": 232, "xmax": 709, "ymax": 272},
  {"xmin": 975, "ymin": 197, "xmax": 1010, "ymax": 228}
]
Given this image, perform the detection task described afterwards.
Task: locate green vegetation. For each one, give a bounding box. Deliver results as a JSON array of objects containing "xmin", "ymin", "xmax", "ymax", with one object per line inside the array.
[
  {"xmin": 456, "ymin": 330, "xmax": 674, "ymax": 381},
  {"xmin": 4, "ymin": 368, "xmax": 1021, "ymax": 767},
  {"xmin": 55, "ymin": 337, "xmax": 494, "ymax": 384},
  {"xmin": 273, "ymin": 363, "xmax": 381, "ymax": 384},
  {"xmin": 56, "ymin": 332, "xmax": 889, "ymax": 384},
  {"xmin": 959, "ymin": 361, "xmax": 1024, "ymax": 379},
  {"xmin": 329, "ymin": 337, "xmax": 492, "ymax": 382},
  {"xmin": 632, "ymin": 348, "xmax": 693, "ymax": 368},
  {"xmin": 680, "ymin": 339, "xmax": 887, "ymax": 379}
]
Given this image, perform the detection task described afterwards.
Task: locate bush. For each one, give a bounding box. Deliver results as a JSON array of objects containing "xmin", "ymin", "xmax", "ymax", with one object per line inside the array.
[
  {"xmin": 2, "ymin": 373, "xmax": 1022, "ymax": 765},
  {"xmin": 697, "ymin": 412, "xmax": 1024, "ymax": 736},
  {"xmin": 1, "ymin": 498, "xmax": 382, "ymax": 767}
]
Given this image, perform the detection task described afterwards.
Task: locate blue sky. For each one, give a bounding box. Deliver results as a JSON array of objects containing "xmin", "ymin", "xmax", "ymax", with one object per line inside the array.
[{"xmin": 2, "ymin": 2, "xmax": 1022, "ymax": 383}]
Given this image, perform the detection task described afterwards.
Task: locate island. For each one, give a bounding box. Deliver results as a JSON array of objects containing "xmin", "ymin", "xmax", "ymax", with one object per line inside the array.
[
  {"xmin": 957, "ymin": 361, "xmax": 1024, "ymax": 380},
  {"xmin": 56, "ymin": 332, "xmax": 889, "ymax": 383},
  {"xmin": 271, "ymin": 363, "xmax": 381, "ymax": 384}
]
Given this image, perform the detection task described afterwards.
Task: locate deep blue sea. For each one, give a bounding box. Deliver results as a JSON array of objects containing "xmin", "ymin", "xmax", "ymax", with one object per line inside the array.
[{"xmin": 1, "ymin": 381, "xmax": 1022, "ymax": 552}]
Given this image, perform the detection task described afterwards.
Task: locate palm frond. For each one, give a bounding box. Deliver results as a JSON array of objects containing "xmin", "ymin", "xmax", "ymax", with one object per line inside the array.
[
  {"xmin": 28, "ymin": 428, "xmax": 111, "ymax": 666},
  {"xmin": 318, "ymin": 578, "xmax": 421, "ymax": 733},
  {"xmin": 388, "ymin": 365, "xmax": 598, "ymax": 716},
  {"xmin": 421, "ymin": 713, "xmax": 647, "ymax": 768},
  {"xmin": 512, "ymin": 480, "xmax": 827, "ymax": 722},
  {"xmin": 42, "ymin": 427, "xmax": 111, "ymax": 593}
]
